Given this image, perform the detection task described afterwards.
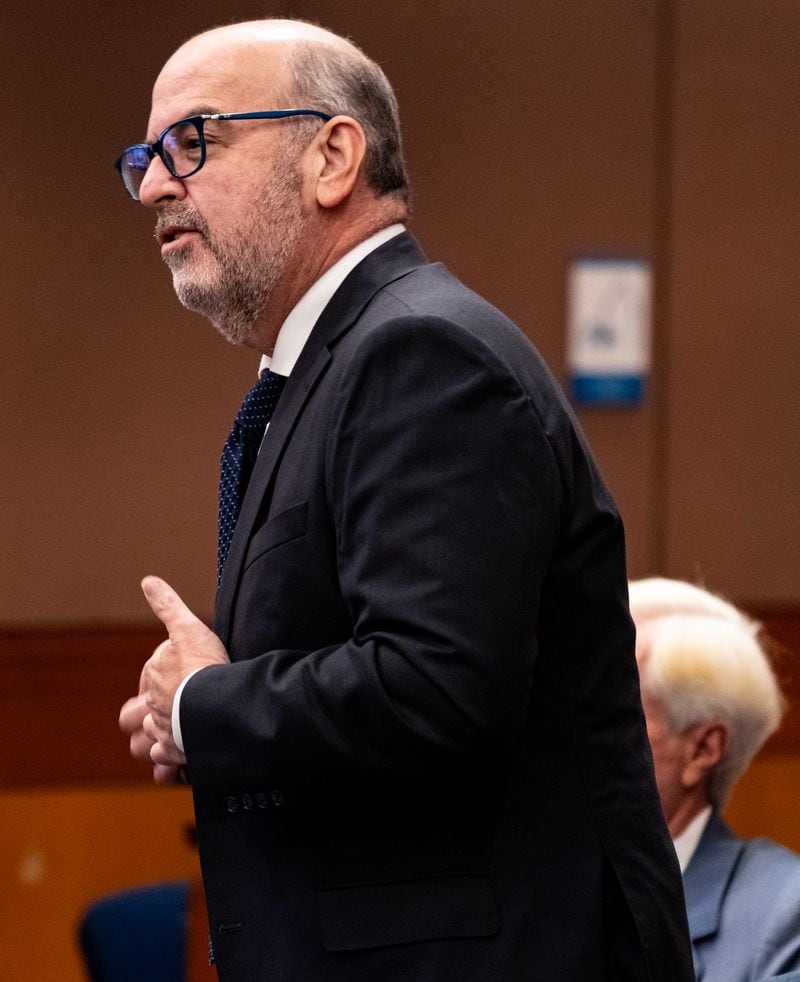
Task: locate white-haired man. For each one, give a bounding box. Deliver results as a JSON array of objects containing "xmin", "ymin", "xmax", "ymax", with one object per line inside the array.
[{"xmin": 630, "ymin": 577, "xmax": 800, "ymax": 982}]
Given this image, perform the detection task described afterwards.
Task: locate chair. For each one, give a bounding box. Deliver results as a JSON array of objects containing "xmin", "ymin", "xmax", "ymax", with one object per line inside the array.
[{"xmin": 79, "ymin": 880, "xmax": 190, "ymax": 981}]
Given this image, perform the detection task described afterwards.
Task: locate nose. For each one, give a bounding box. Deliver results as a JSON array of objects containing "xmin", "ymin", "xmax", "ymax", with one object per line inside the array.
[{"xmin": 138, "ymin": 154, "xmax": 187, "ymax": 207}]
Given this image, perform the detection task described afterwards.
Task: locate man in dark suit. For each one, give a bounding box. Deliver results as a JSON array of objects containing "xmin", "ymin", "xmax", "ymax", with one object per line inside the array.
[
  {"xmin": 629, "ymin": 577, "xmax": 800, "ymax": 982},
  {"xmin": 118, "ymin": 19, "xmax": 693, "ymax": 981}
]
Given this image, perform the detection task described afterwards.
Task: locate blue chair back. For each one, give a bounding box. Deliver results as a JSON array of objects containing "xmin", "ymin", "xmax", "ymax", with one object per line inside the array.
[{"xmin": 79, "ymin": 880, "xmax": 189, "ymax": 981}]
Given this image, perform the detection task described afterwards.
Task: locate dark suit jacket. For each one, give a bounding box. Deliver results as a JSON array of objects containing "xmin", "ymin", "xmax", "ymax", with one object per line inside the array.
[
  {"xmin": 181, "ymin": 233, "xmax": 693, "ymax": 981},
  {"xmin": 684, "ymin": 811, "xmax": 800, "ymax": 981}
]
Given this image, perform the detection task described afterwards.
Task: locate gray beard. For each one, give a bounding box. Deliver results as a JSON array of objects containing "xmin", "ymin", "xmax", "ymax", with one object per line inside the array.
[
  {"xmin": 169, "ymin": 237, "xmax": 288, "ymax": 347},
  {"xmin": 160, "ymin": 165, "xmax": 306, "ymax": 346}
]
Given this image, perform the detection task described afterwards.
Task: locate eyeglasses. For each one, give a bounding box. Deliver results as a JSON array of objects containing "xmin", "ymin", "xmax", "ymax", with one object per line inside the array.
[{"xmin": 114, "ymin": 108, "xmax": 333, "ymax": 201}]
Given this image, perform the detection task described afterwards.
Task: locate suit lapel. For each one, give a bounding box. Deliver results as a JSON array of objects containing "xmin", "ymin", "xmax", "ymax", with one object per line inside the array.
[
  {"xmin": 214, "ymin": 232, "xmax": 428, "ymax": 641},
  {"xmin": 682, "ymin": 812, "xmax": 745, "ymax": 979}
]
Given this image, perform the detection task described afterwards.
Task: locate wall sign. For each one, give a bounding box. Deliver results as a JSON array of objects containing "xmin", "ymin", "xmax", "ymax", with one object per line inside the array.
[{"xmin": 566, "ymin": 257, "xmax": 651, "ymax": 406}]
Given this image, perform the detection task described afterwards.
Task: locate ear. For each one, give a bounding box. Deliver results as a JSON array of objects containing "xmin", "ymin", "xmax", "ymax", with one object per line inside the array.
[
  {"xmin": 680, "ymin": 721, "xmax": 728, "ymax": 790},
  {"xmin": 306, "ymin": 116, "xmax": 367, "ymax": 209}
]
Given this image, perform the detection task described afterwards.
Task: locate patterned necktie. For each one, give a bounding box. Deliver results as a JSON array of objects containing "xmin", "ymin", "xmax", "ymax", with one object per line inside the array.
[{"xmin": 217, "ymin": 370, "xmax": 288, "ymax": 585}]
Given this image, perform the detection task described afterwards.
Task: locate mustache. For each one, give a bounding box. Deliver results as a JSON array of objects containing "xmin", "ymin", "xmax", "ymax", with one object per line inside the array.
[{"xmin": 154, "ymin": 207, "xmax": 210, "ymax": 240}]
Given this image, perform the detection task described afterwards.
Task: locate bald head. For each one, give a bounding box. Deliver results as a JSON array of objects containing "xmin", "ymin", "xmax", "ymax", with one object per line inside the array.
[
  {"xmin": 190, "ymin": 18, "xmax": 355, "ymax": 52},
  {"xmin": 157, "ymin": 19, "xmax": 410, "ymax": 208},
  {"xmin": 136, "ymin": 18, "xmax": 409, "ymax": 351},
  {"xmin": 155, "ymin": 19, "xmax": 346, "ymax": 97}
]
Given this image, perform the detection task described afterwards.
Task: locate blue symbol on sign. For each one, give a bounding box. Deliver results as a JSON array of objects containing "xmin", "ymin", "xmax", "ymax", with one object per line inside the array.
[{"xmin": 588, "ymin": 322, "xmax": 616, "ymax": 346}]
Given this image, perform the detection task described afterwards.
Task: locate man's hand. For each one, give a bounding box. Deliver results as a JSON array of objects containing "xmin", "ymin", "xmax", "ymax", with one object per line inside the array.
[{"xmin": 119, "ymin": 576, "xmax": 230, "ymax": 783}]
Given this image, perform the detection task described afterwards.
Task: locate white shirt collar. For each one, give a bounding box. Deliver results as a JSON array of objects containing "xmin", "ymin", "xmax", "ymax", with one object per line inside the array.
[
  {"xmin": 673, "ymin": 804, "xmax": 713, "ymax": 873},
  {"xmin": 259, "ymin": 224, "xmax": 405, "ymax": 378}
]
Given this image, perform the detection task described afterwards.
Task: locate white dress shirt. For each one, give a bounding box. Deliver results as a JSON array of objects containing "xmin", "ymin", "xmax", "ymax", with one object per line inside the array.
[
  {"xmin": 172, "ymin": 224, "xmax": 406, "ymax": 753},
  {"xmin": 673, "ymin": 804, "xmax": 713, "ymax": 873}
]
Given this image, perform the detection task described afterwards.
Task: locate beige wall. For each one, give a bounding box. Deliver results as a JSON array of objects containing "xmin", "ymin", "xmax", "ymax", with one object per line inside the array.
[
  {"xmin": 2, "ymin": 0, "xmax": 798, "ymax": 621},
  {"xmin": 664, "ymin": 1, "xmax": 800, "ymax": 604}
]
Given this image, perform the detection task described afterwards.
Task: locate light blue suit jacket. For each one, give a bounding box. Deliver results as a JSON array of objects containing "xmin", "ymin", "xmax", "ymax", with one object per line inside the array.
[{"xmin": 684, "ymin": 811, "xmax": 800, "ymax": 982}]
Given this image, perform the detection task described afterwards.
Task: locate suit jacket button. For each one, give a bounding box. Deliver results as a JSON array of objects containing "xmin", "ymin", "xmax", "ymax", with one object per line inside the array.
[
  {"xmin": 225, "ymin": 796, "xmax": 238, "ymax": 814},
  {"xmin": 255, "ymin": 793, "xmax": 269, "ymax": 810},
  {"xmin": 241, "ymin": 794, "xmax": 254, "ymax": 811},
  {"xmin": 270, "ymin": 790, "xmax": 285, "ymax": 808}
]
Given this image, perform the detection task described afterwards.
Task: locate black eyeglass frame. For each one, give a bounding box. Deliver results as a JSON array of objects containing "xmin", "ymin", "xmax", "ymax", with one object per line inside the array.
[{"xmin": 114, "ymin": 108, "xmax": 333, "ymax": 200}]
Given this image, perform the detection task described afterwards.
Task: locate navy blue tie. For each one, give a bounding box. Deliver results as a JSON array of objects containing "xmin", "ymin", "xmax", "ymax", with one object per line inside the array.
[{"xmin": 217, "ymin": 370, "xmax": 287, "ymax": 585}]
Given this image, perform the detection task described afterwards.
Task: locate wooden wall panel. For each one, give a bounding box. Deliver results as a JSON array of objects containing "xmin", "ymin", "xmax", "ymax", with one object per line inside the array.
[
  {"xmin": 2, "ymin": 614, "xmax": 797, "ymax": 791},
  {"xmin": 727, "ymin": 610, "xmax": 800, "ymax": 849},
  {"xmin": 726, "ymin": 754, "xmax": 800, "ymax": 854},
  {"xmin": 0, "ymin": 628, "xmax": 165, "ymax": 787},
  {"xmin": 0, "ymin": 785, "xmax": 198, "ymax": 982},
  {"xmin": 665, "ymin": 1, "xmax": 800, "ymax": 604}
]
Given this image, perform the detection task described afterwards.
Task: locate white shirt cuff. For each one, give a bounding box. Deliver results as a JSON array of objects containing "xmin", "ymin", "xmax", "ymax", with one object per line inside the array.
[{"xmin": 172, "ymin": 668, "xmax": 204, "ymax": 753}]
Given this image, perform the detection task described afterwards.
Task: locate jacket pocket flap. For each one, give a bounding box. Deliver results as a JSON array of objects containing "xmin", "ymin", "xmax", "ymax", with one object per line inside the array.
[
  {"xmin": 318, "ymin": 873, "xmax": 498, "ymax": 952},
  {"xmin": 244, "ymin": 500, "xmax": 308, "ymax": 569}
]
